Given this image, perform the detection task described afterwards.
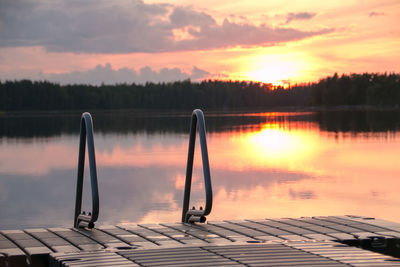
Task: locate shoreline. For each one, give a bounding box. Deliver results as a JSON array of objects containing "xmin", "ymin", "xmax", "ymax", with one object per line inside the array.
[{"xmin": 1, "ymin": 105, "xmax": 400, "ymax": 117}]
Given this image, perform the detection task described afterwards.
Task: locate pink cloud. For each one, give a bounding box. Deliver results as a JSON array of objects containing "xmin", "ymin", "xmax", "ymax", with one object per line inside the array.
[{"xmin": 0, "ymin": 0, "xmax": 333, "ymax": 53}]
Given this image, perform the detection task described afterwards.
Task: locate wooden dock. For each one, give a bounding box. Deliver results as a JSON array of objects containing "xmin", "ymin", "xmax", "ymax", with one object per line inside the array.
[{"xmin": 2, "ymin": 215, "xmax": 400, "ymax": 266}]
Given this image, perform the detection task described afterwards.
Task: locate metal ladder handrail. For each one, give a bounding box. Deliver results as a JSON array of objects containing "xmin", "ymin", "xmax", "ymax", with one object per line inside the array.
[
  {"xmin": 181, "ymin": 109, "xmax": 213, "ymax": 223},
  {"xmin": 73, "ymin": 112, "xmax": 99, "ymax": 229}
]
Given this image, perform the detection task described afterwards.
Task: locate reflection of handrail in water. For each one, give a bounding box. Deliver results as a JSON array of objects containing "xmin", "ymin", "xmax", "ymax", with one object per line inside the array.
[
  {"xmin": 73, "ymin": 112, "xmax": 99, "ymax": 229},
  {"xmin": 181, "ymin": 109, "xmax": 213, "ymax": 223}
]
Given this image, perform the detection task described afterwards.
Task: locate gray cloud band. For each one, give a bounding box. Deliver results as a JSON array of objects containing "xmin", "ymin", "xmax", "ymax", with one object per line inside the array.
[
  {"xmin": 285, "ymin": 12, "xmax": 317, "ymax": 24},
  {"xmin": 0, "ymin": 0, "xmax": 333, "ymax": 54},
  {"xmin": 41, "ymin": 64, "xmax": 210, "ymax": 85}
]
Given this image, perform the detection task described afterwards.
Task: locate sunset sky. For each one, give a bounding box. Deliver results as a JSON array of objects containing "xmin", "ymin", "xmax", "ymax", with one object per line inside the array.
[{"xmin": 0, "ymin": 0, "xmax": 399, "ymax": 85}]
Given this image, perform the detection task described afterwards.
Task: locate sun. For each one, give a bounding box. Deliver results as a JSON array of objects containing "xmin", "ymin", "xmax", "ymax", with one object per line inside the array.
[
  {"xmin": 247, "ymin": 61, "xmax": 296, "ymax": 86},
  {"xmin": 241, "ymin": 51, "xmax": 307, "ymax": 86}
]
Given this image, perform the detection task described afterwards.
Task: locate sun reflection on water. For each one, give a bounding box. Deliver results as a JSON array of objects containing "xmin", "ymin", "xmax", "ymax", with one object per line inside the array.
[
  {"xmin": 209, "ymin": 121, "xmax": 322, "ymax": 176},
  {"xmin": 246, "ymin": 122, "xmax": 314, "ymax": 163}
]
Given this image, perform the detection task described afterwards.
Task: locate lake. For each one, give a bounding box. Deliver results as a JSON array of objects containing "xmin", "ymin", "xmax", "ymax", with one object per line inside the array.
[{"xmin": 1, "ymin": 109, "xmax": 400, "ymax": 230}]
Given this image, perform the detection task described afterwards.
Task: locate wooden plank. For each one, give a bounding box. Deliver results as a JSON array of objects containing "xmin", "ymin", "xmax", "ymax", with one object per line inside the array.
[
  {"xmin": 261, "ymin": 219, "xmax": 320, "ymax": 235},
  {"xmin": 1, "ymin": 230, "xmax": 52, "ymax": 252},
  {"xmin": 49, "ymin": 251, "xmax": 139, "ymax": 267},
  {"xmin": 118, "ymin": 246, "xmax": 237, "ymax": 266},
  {"xmin": 283, "ymin": 218, "xmax": 361, "ymax": 241},
  {"xmin": 48, "ymin": 228, "xmax": 104, "ymax": 251},
  {"xmin": 323, "ymin": 217, "xmax": 394, "ymax": 233},
  {"xmin": 184, "ymin": 223, "xmax": 244, "ymax": 241},
  {"xmin": 339, "ymin": 216, "xmax": 400, "ymax": 230},
  {"xmin": 288, "ymin": 240, "xmax": 400, "ymax": 266},
  {"xmin": 119, "ymin": 225, "xmax": 178, "ymax": 245},
  {"xmin": 0, "ymin": 233, "xmax": 30, "ymax": 267},
  {"xmin": 281, "ymin": 218, "xmax": 343, "ymax": 234},
  {"xmin": 305, "ymin": 218, "xmax": 367, "ymax": 233},
  {"xmin": 160, "ymin": 223, "xmax": 227, "ymax": 243},
  {"xmin": 204, "ymin": 243, "xmax": 349, "ymax": 266},
  {"xmin": 207, "ymin": 221, "xmax": 264, "ymax": 241},
  {"xmin": 139, "ymin": 224, "xmax": 200, "ymax": 245},
  {"xmin": 98, "ymin": 225, "xmax": 158, "ymax": 249},
  {"xmin": 74, "ymin": 228, "xmax": 136, "ymax": 249},
  {"xmin": 333, "ymin": 217, "xmax": 400, "ymax": 242},
  {"xmin": 303, "ymin": 233, "xmax": 335, "ymax": 240},
  {"xmin": 24, "ymin": 228, "xmax": 80, "ymax": 253},
  {"xmin": 1, "ymin": 229, "xmax": 52, "ymax": 267},
  {"xmin": 224, "ymin": 221, "xmax": 282, "ymax": 238},
  {"xmin": 238, "ymin": 220, "xmax": 298, "ymax": 236}
]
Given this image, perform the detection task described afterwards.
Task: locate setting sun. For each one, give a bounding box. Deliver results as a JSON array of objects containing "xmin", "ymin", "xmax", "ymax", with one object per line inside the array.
[
  {"xmin": 241, "ymin": 51, "xmax": 309, "ymax": 86},
  {"xmin": 248, "ymin": 62, "xmax": 295, "ymax": 85}
]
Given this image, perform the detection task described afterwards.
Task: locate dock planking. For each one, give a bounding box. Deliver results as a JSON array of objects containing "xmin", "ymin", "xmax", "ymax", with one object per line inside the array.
[{"xmin": 2, "ymin": 215, "xmax": 400, "ymax": 266}]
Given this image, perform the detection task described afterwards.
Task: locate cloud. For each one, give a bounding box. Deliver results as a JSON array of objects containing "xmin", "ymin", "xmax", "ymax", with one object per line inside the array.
[
  {"xmin": 191, "ymin": 66, "xmax": 210, "ymax": 80},
  {"xmin": 285, "ymin": 12, "xmax": 317, "ymax": 24},
  {"xmin": 368, "ymin": 11, "xmax": 385, "ymax": 17},
  {"xmin": 41, "ymin": 63, "xmax": 210, "ymax": 85},
  {"xmin": 0, "ymin": 0, "xmax": 333, "ymax": 53}
]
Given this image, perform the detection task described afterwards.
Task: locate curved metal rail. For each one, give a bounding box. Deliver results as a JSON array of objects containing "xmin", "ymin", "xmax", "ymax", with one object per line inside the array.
[
  {"xmin": 181, "ymin": 109, "xmax": 213, "ymax": 223},
  {"xmin": 73, "ymin": 112, "xmax": 99, "ymax": 229}
]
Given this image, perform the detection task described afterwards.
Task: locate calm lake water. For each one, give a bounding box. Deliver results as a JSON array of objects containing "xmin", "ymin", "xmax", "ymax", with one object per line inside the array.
[{"xmin": 1, "ymin": 109, "xmax": 400, "ymax": 230}]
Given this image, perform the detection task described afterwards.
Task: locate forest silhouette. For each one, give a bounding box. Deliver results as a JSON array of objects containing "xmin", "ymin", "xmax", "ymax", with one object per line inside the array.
[{"xmin": 1, "ymin": 73, "xmax": 399, "ymax": 111}]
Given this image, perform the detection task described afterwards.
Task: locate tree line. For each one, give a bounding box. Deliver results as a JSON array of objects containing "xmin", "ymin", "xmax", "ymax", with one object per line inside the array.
[
  {"xmin": 0, "ymin": 73, "xmax": 399, "ymax": 111},
  {"xmin": 305, "ymin": 72, "xmax": 400, "ymax": 106}
]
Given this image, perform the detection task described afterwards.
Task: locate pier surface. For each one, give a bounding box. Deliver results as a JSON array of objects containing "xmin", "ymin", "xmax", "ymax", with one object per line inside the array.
[{"xmin": 2, "ymin": 215, "xmax": 400, "ymax": 266}]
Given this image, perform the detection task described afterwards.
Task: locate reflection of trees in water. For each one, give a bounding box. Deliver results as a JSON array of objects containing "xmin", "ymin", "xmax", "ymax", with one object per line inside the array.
[
  {"xmin": 1, "ymin": 110, "xmax": 400, "ymax": 138},
  {"xmin": 316, "ymin": 109, "xmax": 400, "ymax": 135},
  {"xmin": 0, "ymin": 112, "xmax": 296, "ymax": 138},
  {"xmin": 0, "ymin": 112, "xmax": 264, "ymax": 138}
]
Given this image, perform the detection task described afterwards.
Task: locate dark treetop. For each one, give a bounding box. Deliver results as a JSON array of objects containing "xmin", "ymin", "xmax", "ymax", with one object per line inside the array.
[{"xmin": 1, "ymin": 73, "xmax": 399, "ymax": 111}]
